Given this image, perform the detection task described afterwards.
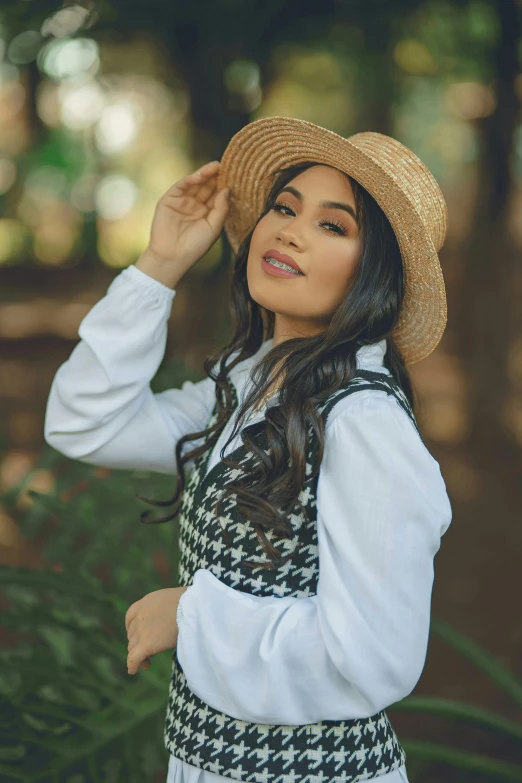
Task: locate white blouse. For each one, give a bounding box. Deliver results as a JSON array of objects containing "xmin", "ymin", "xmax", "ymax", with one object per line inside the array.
[{"xmin": 44, "ymin": 264, "xmax": 453, "ymax": 783}]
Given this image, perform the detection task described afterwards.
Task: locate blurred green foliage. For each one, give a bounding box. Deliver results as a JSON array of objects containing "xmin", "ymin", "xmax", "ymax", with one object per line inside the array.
[{"xmin": 0, "ymin": 358, "xmax": 199, "ymax": 782}]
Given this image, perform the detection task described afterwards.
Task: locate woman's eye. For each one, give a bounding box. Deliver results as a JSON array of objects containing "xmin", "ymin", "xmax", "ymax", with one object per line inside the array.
[
  {"xmin": 319, "ymin": 220, "xmax": 347, "ymax": 236},
  {"xmin": 272, "ymin": 203, "xmax": 293, "ymax": 215},
  {"xmin": 272, "ymin": 202, "xmax": 346, "ymax": 236}
]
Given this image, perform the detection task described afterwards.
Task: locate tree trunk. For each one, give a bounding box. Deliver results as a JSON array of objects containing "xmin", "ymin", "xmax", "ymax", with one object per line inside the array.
[{"xmin": 456, "ymin": 0, "xmax": 521, "ymax": 474}]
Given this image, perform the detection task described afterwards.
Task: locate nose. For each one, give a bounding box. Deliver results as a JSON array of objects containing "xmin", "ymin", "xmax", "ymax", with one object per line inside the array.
[{"xmin": 275, "ymin": 224, "xmax": 306, "ymax": 251}]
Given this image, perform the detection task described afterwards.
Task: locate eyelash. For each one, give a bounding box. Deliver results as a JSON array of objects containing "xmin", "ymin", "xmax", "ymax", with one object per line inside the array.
[{"xmin": 271, "ymin": 201, "xmax": 348, "ymax": 236}]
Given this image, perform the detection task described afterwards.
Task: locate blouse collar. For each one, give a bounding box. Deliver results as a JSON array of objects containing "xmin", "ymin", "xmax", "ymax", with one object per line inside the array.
[{"xmin": 234, "ymin": 337, "xmax": 388, "ymax": 421}]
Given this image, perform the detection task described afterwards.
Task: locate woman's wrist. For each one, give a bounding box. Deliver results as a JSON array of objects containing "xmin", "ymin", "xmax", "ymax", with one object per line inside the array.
[{"xmin": 135, "ymin": 248, "xmax": 185, "ymax": 290}]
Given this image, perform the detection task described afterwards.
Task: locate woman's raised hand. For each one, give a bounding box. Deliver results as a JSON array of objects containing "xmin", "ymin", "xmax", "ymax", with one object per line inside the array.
[{"xmin": 138, "ymin": 160, "xmax": 230, "ymax": 286}]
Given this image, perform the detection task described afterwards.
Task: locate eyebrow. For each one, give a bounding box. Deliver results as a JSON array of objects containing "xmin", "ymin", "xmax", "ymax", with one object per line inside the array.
[{"xmin": 277, "ymin": 185, "xmax": 359, "ymax": 228}]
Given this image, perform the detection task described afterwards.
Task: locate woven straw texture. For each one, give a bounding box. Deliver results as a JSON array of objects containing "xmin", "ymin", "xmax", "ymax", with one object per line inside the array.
[{"xmin": 217, "ymin": 116, "xmax": 448, "ymax": 365}]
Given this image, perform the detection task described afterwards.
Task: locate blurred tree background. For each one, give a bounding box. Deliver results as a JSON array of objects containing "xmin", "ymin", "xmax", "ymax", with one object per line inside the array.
[{"xmin": 1, "ymin": 0, "xmax": 522, "ymax": 781}]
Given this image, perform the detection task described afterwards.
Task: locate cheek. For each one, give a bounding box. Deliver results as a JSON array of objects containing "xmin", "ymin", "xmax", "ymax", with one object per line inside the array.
[
  {"xmin": 311, "ymin": 246, "xmax": 358, "ymax": 289},
  {"xmin": 248, "ymin": 218, "xmax": 275, "ymax": 272},
  {"xmin": 247, "ymin": 222, "xmax": 264, "ymax": 262},
  {"xmin": 250, "ymin": 216, "xmax": 271, "ymax": 248}
]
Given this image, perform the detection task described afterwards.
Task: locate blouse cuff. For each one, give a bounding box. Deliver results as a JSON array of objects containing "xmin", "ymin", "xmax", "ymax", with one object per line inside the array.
[
  {"xmin": 108, "ymin": 264, "xmax": 177, "ymax": 306},
  {"xmin": 176, "ymin": 585, "xmax": 191, "ymax": 630}
]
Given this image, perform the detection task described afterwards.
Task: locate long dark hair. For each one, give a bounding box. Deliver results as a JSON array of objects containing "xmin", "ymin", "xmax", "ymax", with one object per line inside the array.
[{"xmin": 137, "ymin": 161, "xmax": 416, "ymax": 570}]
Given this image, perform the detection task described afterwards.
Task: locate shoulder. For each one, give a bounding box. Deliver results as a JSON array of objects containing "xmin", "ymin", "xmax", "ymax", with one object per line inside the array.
[
  {"xmin": 322, "ymin": 388, "xmax": 453, "ymax": 536},
  {"xmin": 325, "ymin": 380, "xmax": 421, "ymax": 453},
  {"xmin": 324, "ymin": 383, "xmax": 450, "ymax": 512},
  {"xmin": 325, "ymin": 381, "xmax": 413, "ymax": 434}
]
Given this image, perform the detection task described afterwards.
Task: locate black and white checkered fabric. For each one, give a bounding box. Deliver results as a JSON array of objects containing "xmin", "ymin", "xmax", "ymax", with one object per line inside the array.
[{"xmin": 164, "ymin": 369, "xmax": 415, "ymax": 782}]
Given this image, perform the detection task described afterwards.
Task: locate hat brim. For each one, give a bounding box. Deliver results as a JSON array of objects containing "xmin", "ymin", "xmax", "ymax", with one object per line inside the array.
[{"xmin": 217, "ymin": 116, "xmax": 447, "ymax": 365}]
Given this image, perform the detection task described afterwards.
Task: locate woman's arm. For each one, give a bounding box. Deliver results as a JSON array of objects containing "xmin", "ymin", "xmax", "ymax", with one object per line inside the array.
[
  {"xmin": 45, "ymin": 159, "xmax": 231, "ymax": 474},
  {"xmin": 175, "ymin": 391, "xmax": 453, "ymax": 724},
  {"xmin": 44, "ymin": 264, "xmax": 216, "ymax": 474}
]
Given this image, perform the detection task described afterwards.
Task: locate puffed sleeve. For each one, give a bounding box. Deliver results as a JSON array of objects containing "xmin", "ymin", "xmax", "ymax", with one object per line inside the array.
[
  {"xmin": 175, "ymin": 390, "xmax": 453, "ymax": 725},
  {"xmin": 44, "ymin": 264, "xmax": 216, "ymax": 474}
]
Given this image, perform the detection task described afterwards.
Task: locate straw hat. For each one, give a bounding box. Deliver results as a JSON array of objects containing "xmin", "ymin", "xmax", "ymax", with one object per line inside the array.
[{"xmin": 216, "ymin": 116, "xmax": 448, "ymax": 365}]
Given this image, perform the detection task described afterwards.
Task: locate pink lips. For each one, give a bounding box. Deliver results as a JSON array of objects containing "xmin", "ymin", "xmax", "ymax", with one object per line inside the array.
[
  {"xmin": 261, "ymin": 258, "xmax": 302, "ymax": 278},
  {"xmin": 262, "ymin": 248, "xmax": 304, "ymax": 275}
]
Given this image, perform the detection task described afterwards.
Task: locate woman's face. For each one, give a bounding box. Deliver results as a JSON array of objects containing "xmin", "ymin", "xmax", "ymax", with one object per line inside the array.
[{"xmin": 247, "ymin": 164, "xmax": 362, "ymax": 346}]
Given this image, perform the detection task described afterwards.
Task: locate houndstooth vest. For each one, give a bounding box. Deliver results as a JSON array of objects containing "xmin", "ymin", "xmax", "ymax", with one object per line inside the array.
[{"xmin": 164, "ymin": 368, "xmax": 418, "ymax": 782}]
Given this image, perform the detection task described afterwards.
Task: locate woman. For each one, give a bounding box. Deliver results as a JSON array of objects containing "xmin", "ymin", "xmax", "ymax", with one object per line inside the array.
[{"xmin": 45, "ymin": 116, "xmax": 453, "ymax": 783}]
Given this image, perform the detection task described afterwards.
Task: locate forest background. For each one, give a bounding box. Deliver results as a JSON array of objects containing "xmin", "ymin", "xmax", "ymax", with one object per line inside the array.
[{"xmin": 1, "ymin": 1, "xmax": 522, "ymax": 782}]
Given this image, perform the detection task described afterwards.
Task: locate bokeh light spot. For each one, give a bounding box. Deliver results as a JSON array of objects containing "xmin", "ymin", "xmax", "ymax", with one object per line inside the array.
[
  {"xmin": 95, "ymin": 101, "xmax": 142, "ymax": 154},
  {"xmin": 7, "ymin": 31, "xmax": 42, "ymax": 66},
  {"xmin": 39, "ymin": 37, "xmax": 100, "ymax": 82},
  {"xmin": 94, "ymin": 175, "xmax": 138, "ymax": 220},
  {"xmin": 41, "ymin": 6, "xmax": 90, "ymax": 39}
]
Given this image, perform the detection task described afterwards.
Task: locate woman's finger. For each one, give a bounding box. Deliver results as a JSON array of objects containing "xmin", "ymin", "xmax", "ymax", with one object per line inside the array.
[
  {"xmin": 206, "ymin": 187, "xmax": 230, "ymax": 235},
  {"xmin": 192, "ymin": 160, "xmax": 220, "ymax": 175},
  {"xmin": 127, "ymin": 631, "xmax": 139, "ymax": 651},
  {"xmin": 181, "ymin": 172, "xmax": 218, "ymax": 206},
  {"xmin": 206, "ymin": 187, "xmax": 220, "ymax": 210},
  {"xmin": 161, "ymin": 177, "xmax": 219, "ymax": 218},
  {"xmin": 180, "ymin": 160, "xmax": 219, "ymax": 187},
  {"xmin": 183, "ymin": 169, "xmax": 220, "ymax": 201},
  {"xmin": 192, "ymin": 173, "xmax": 219, "ymax": 204},
  {"xmin": 125, "ymin": 602, "xmax": 138, "ymax": 633},
  {"xmin": 163, "ymin": 161, "xmax": 220, "ymax": 200},
  {"xmin": 128, "ymin": 647, "xmax": 147, "ymax": 673}
]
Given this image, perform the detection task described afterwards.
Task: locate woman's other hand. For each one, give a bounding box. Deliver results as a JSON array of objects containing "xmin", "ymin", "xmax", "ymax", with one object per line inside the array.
[{"xmin": 125, "ymin": 585, "xmax": 189, "ymax": 675}]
